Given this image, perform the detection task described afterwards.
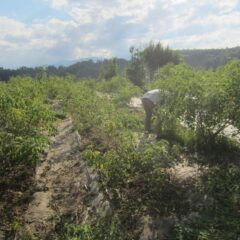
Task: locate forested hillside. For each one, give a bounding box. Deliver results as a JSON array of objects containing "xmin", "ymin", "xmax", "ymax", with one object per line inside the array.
[
  {"xmin": 179, "ymin": 46, "xmax": 240, "ymax": 69},
  {"xmin": 1, "ymin": 46, "xmax": 240, "ymax": 82},
  {"xmin": 0, "ymin": 58, "xmax": 128, "ymax": 82}
]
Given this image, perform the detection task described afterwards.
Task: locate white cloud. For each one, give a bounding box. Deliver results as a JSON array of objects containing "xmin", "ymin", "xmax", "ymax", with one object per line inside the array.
[
  {"xmin": 193, "ymin": 11, "xmax": 240, "ymax": 27},
  {"xmin": 116, "ymin": 0, "xmax": 156, "ymax": 23},
  {"xmin": 50, "ymin": 0, "xmax": 68, "ymax": 9},
  {"xmin": 48, "ymin": 0, "xmax": 156, "ymax": 24},
  {"xmin": 0, "ymin": 16, "xmax": 31, "ymax": 39},
  {"xmin": 81, "ymin": 33, "xmax": 97, "ymax": 43},
  {"xmin": 170, "ymin": 7, "xmax": 196, "ymax": 31},
  {"xmin": 75, "ymin": 47, "xmax": 113, "ymax": 59},
  {"xmin": 69, "ymin": 8, "xmax": 93, "ymax": 24},
  {"xmin": 1, "ymin": 0, "xmax": 240, "ymax": 67},
  {"xmin": 196, "ymin": 0, "xmax": 238, "ymax": 13},
  {"xmin": 0, "ymin": 17, "xmax": 78, "ymax": 49},
  {"xmin": 0, "ymin": 16, "xmax": 79, "ymax": 67},
  {"xmin": 167, "ymin": 28, "xmax": 240, "ymax": 49},
  {"xmin": 162, "ymin": 0, "xmax": 187, "ymax": 9}
]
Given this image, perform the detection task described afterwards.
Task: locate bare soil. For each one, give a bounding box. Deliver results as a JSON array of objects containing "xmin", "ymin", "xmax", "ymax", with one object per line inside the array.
[{"xmin": 23, "ymin": 117, "xmax": 111, "ymax": 238}]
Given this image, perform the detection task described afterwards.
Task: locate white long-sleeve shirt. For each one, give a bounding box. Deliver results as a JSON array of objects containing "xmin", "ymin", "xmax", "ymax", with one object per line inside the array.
[{"xmin": 142, "ymin": 89, "xmax": 161, "ymax": 105}]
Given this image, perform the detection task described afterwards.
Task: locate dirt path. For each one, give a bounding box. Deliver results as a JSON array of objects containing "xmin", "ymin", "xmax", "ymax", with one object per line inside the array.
[{"xmin": 24, "ymin": 117, "xmax": 111, "ymax": 238}]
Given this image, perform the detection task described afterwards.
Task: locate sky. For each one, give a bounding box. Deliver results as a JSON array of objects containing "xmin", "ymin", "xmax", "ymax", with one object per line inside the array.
[{"xmin": 1, "ymin": 0, "xmax": 240, "ymax": 68}]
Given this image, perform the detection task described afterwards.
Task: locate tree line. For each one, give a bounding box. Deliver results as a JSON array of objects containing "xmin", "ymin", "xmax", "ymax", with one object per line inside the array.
[
  {"xmin": 0, "ymin": 44, "xmax": 239, "ymax": 82},
  {"xmin": 0, "ymin": 59, "xmax": 128, "ymax": 82},
  {"xmin": 179, "ymin": 46, "xmax": 240, "ymax": 69}
]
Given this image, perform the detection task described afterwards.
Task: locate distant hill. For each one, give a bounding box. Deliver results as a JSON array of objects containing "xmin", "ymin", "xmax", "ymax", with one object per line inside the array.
[
  {"xmin": 1, "ymin": 47, "xmax": 240, "ymax": 81},
  {"xmin": 59, "ymin": 58, "xmax": 128, "ymax": 79},
  {"xmin": 0, "ymin": 58, "xmax": 129, "ymax": 81},
  {"xmin": 178, "ymin": 46, "xmax": 240, "ymax": 69}
]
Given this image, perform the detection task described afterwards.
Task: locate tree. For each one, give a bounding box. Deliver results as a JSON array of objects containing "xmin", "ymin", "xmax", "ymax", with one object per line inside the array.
[
  {"xmin": 101, "ymin": 58, "xmax": 118, "ymax": 80},
  {"xmin": 143, "ymin": 41, "xmax": 180, "ymax": 80},
  {"xmin": 126, "ymin": 46, "xmax": 146, "ymax": 87},
  {"xmin": 126, "ymin": 42, "xmax": 180, "ymax": 86},
  {"xmin": 150, "ymin": 61, "xmax": 240, "ymax": 145}
]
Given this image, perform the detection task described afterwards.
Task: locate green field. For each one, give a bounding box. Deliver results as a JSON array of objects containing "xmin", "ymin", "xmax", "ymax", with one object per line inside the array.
[{"xmin": 0, "ymin": 60, "xmax": 240, "ymax": 239}]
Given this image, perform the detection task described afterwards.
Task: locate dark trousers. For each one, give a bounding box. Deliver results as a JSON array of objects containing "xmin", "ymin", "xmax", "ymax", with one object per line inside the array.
[{"xmin": 142, "ymin": 98, "xmax": 155, "ymax": 132}]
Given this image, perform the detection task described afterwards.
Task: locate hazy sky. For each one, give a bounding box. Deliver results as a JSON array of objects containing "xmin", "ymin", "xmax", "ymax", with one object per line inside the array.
[{"xmin": 1, "ymin": 0, "xmax": 240, "ymax": 68}]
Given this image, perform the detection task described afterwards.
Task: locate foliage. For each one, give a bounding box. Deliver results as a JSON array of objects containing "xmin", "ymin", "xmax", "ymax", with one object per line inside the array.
[
  {"xmin": 100, "ymin": 57, "xmax": 118, "ymax": 80},
  {"xmin": 148, "ymin": 61, "xmax": 240, "ymax": 148},
  {"xmin": 65, "ymin": 77, "xmax": 142, "ymax": 139},
  {"xmin": 143, "ymin": 41, "xmax": 180, "ymax": 80},
  {"xmin": 0, "ymin": 76, "xmax": 60, "ymax": 237},
  {"xmin": 96, "ymin": 76, "xmax": 142, "ymax": 105},
  {"xmin": 57, "ymin": 69, "xmax": 240, "ymax": 238},
  {"xmin": 126, "ymin": 42, "xmax": 180, "ymax": 86},
  {"xmin": 0, "ymin": 77, "xmax": 54, "ymax": 171},
  {"xmin": 175, "ymin": 163, "xmax": 240, "ymax": 240},
  {"xmin": 1, "ymin": 63, "xmax": 239, "ymax": 239},
  {"xmin": 1, "ymin": 47, "xmax": 239, "ymax": 82},
  {"xmin": 0, "ymin": 58, "xmax": 129, "ymax": 82},
  {"xmin": 126, "ymin": 46, "xmax": 146, "ymax": 87},
  {"xmin": 60, "ymin": 217, "xmax": 125, "ymax": 240},
  {"xmin": 179, "ymin": 46, "xmax": 240, "ymax": 70}
]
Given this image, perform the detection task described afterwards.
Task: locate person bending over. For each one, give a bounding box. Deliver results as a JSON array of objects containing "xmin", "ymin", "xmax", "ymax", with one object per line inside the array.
[{"xmin": 141, "ymin": 89, "xmax": 162, "ymax": 133}]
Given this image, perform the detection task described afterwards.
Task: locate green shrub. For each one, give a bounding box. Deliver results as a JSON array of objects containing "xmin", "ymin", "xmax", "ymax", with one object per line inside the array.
[
  {"xmin": 0, "ymin": 77, "xmax": 54, "ymax": 170},
  {"xmin": 148, "ymin": 61, "xmax": 240, "ymax": 148}
]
